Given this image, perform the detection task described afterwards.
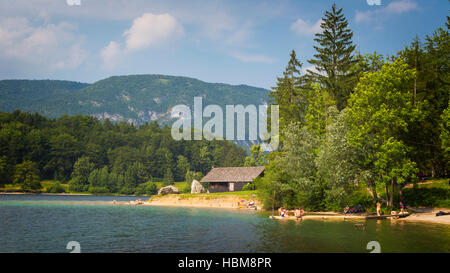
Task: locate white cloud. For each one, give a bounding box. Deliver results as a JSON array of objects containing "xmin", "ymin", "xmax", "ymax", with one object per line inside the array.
[
  {"xmin": 123, "ymin": 13, "xmax": 183, "ymax": 51},
  {"xmin": 355, "ymin": 0, "xmax": 418, "ymax": 24},
  {"xmin": 54, "ymin": 44, "xmax": 87, "ymax": 69},
  {"xmin": 385, "ymin": 0, "xmax": 418, "ymax": 13},
  {"xmin": 290, "ymin": 18, "xmax": 322, "ymax": 36},
  {"xmin": 100, "ymin": 12, "xmax": 183, "ymax": 69},
  {"xmin": 100, "ymin": 41, "xmax": 122, "ymax": 69},
  {"xmin": 3, "ymin": 1, "xmax": 279, "ymax": 67},
  {"xmin": 223, "ymin": 22, "xmax": 253, "ymax": 47},
  {"xmin": 230, "ymin": 52, "xmax": 275, "ymax": 64},
  {"xmin": 0, "ymin": 17, "xmax": 87, "ymax": 70}
]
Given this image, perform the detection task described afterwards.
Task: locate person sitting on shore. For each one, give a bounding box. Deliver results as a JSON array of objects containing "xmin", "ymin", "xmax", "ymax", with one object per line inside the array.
[
  {"xmin": 247, "ymin": 199, "xmax": 255, "ymax": 208},
  {"xmin": 391, "ymin": 210, "xmax": 399, "ymax": 219},
  {"xmin": 343, "ymin": 205, "xmax": 350, "ymax": 214},
  {"xmin": 281, "ymin": 208, "xmax": 289, "ymax": 217},
  {"xmin": 278, "ymin": 207, "xmax": 284, "ymax": 216},
  {"xmin": 294, "ymin": 208, "xmax": 303, "ymax": 220},
  {"xmin": 294, "ymin": 208, "xmax": 300, "ymax": 219},
  {"xmin": 300, "ymin": 208, "xmax": 304, "ymax": 218},
  {"xmin": 357, "ymin": 204, "xmax": 363, "ymax": 213},
  {"xmin": 294, "ymin": 208, "xmax": 304, "ymax": 220}
]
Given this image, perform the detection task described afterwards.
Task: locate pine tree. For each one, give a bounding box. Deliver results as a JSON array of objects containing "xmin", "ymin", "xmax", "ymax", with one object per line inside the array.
[
  {"xmin": 268, "ymin": 50, "xmax": 306, "ymax": 141},
  {"xmin": 163, "ymin": 168, "xmax": 174, "ymax": 186},
  {"xmin": 13, "ymin": 161, "xmax": 42, "ymax": 191},
  {"xmin": 308, "ymin": 3, "xmax": 356, "ymax": 110},
  {"xmin": 400, "ymin": 35, "xmax": 425, "ymax": 105}
]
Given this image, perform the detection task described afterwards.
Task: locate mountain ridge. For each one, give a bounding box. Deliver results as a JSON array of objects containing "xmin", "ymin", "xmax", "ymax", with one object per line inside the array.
[{"xmin": 0, "ymin": 75, "xmax": 270, "ymax": 150}]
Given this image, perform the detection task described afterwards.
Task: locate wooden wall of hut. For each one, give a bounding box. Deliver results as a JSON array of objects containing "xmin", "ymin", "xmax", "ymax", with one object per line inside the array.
[{"xmin": 208, "ymin": 182, "xmax": 249, "ymax": 193}]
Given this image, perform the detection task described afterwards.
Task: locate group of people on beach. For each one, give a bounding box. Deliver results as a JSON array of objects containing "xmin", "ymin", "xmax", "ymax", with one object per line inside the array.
[
  {"xmin": 343, "ymin": 204, "xmax": 364, "ymax": 214},
  {"xmin": 278, "ymin": 207, "xmax": 304, "ymax": 220},
  {"xmin": 237, "ymin": 199, "xmax": 256, "ymax": 209},
  {"xmin": 342, "ymin": 202, "xmax": 407, "ymax": 217},
  {"xmin": 376, "ymin": 201, "xmax": 407, "ymax": 216}
]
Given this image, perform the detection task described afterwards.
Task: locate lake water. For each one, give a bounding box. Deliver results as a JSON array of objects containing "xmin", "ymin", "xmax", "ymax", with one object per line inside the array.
[{"xmin": 0, "ymin": 195, "xmax": 449, "ymax": 253}]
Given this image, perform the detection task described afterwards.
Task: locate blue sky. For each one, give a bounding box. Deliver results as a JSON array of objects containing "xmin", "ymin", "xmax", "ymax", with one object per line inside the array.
[{"xmin": 0, "ymin": 0, "xmax": 448, "ymax": 89}]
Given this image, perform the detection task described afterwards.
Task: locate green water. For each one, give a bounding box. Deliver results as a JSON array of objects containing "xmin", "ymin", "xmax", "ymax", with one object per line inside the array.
[{"xmin": 0, "ymin": 195, "xmax": 449, "ymax": 253}]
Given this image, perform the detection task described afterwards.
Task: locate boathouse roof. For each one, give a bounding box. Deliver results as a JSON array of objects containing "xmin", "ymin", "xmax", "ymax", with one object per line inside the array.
[{"xmin": 200, "ymin": 166, "xmax": 264, "ymax": 183}]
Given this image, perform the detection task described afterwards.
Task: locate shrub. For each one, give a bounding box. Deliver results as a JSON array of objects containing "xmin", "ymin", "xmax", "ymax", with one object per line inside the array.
[
  {"xmin": 182, "ymin": 181, "xmax": 191, "ymax": 193},
  {"xmin": 403, "ymin": 187, "xmax": 450, "ymax": 208},
  {"xmin": 68, "ymin": 178, "xmax": 85, "ymax": 192},
  {"xmin": 46, "ymin": 182, "xmax": 66, "ymax": 193},
  {"xmin": 135, "ymin": 182, "xmax": 158, "ymax": 195},
  {"xmin": 119, "ymin": 186, "xmax": 135, "ymax": 195},
  {"xmin": 242, "ymin": 183, "xmax": 256, "ymax": 191}
]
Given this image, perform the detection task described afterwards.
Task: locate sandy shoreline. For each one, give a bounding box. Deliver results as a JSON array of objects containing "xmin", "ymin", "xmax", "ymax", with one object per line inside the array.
[
  {"xmin": 143, "ymin": 194, "xmax": 262, "ymax": 210},
  {"xmin": 397, "ymin": 208, "xmax": 450, "ymax": 225},
  {"xmin": 143, "ymin": 197, "xmax": 450, "ymax": 225}
]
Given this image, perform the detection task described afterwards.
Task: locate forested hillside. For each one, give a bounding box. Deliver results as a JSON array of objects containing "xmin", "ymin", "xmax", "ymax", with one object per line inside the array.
[
  {"xmin": 0, "ymin": 110, "xmax": 247, "ymax": 194},
  {"xmin": 0, "ymin": 80, "xmax": 88, "ymax": 114}
]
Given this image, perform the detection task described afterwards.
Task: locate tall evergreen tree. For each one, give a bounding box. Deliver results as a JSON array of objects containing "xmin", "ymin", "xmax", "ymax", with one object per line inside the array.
[
  {"xmin": 268, "ymin": 50, "xmax": 306, "ymax": 141},
  {"xmin": 308, "ymin": 3, "xmax": 356, "ymax": 110}
]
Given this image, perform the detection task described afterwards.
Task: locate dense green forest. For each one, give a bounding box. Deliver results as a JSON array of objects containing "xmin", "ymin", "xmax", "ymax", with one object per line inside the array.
[
  {"xmin": 0, "ymin": 111, "xmax": 246, "ymax": 194},
  {"xmin": 254, "ymin": 4, "xmax": 449, "ymax": 211}
]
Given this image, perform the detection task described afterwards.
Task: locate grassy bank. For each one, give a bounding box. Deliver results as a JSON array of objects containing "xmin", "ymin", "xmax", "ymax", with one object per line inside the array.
[
  {"xmin": 403, "ymin": 178, "xmax": 450, "ymax": 208},
  {"xmin": 154, "ymin": 182, "xmax": 188, "ymax": 192},
  {"xmin": 149, "ymin": 190, "xmax": 257, "ymax": 201},
  {"xmin": 0, "ymin": 180, "xmax": 86, "ymax": 194}
]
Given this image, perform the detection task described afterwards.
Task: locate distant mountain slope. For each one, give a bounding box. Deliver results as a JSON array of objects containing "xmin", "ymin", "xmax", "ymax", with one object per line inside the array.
[
  {"xmin": 64, "ymin": 74, "xmax": 269, "ymax": 124},
  {"xmin": 0, "ymin": 80, "xmax": 88, "ymax": 115},
  {"xmin": 0, "ymin": 75, "xmax": 270, "ymax": 150},
  {"xmin": 0, "ymin": 75, "xmax": 269, "ymax": 124}
]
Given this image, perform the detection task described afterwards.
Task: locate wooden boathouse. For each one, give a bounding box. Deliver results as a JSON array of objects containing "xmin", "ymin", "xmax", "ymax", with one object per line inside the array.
[{"xmin": 200, "ymin": 166, "xmax": 264, "ymax": 193}]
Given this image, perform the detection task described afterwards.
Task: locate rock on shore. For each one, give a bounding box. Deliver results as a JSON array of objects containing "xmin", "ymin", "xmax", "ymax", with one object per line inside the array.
[
  {"xmin": 157, "ymin": 185, "xmax": 180, "ymax": 195},
  {"xmin": 191, "ymin": 179, "xmax": 208, "ymax": 194}
]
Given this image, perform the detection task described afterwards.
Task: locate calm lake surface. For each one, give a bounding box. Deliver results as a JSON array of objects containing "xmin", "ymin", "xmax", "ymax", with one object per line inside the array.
[{"xmin": 0, "ymin": 195, "xmax": 449, "ymax": 253}]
